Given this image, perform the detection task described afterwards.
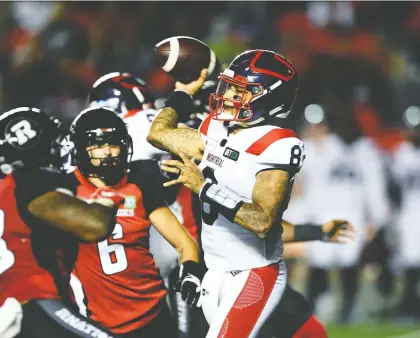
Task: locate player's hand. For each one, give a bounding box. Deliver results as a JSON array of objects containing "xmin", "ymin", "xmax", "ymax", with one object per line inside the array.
[
  {"xmin": 89, "ymin": 188, "xmax": 126, "ymax": 207},
  {"xmin": 0, "ymin": 298, "xmax": 23, "ymax": 338},
  {"xmin": 174, "ymin": 261, "xmax": 202, "ymax": 307},
  {"xmin": 175, "ymin": 68, "xmax": 208, "ymax": 96},
  {"xmin": 322, "ymin": 219, "xmax": 356, "ymax": 243},
  {"xmin": 160, "ymin": 152, "xmax": 205, "ymax": 194}
]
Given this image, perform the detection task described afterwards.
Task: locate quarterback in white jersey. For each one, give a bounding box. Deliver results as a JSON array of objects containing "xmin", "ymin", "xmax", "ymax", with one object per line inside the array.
[{"xmin": 148, "ymin": 49, "xmax": 303, "ymax": 338}]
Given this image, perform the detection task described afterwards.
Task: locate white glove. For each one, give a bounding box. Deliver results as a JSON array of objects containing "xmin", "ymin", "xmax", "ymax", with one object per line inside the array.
[{"xmin": 0, "ymin": 298, "xmax": 23, "ymax": 338}]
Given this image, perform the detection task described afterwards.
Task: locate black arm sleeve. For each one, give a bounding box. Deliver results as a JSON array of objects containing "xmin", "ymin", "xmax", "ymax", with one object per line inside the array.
[{"xmin": 128, "ymin": 160, "xmax": 169, "ymax": 215}]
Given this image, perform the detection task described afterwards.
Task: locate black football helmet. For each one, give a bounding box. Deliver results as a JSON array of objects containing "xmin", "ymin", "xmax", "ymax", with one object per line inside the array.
[
  {"xmin": 0, "ymin": 107, "xmax": 63, "ymax": 177},
  {"xmin": 70, "ymin": 107, "xmax": 133, "ymax": 186},
  {"xmin": 209, "ymin": 49, "xmax": 299, "ymax": 126},
  {"xmin": 88, "ymin": 72, "xmax": 155, "ymax": 117}
]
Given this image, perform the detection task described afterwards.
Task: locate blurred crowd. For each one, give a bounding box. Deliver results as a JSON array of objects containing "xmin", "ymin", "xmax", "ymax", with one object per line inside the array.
[
  {"xmin": 2, "ymin": 0, "xmax": 420, "ymax": 326},
  {"xmin": 1, "ymin": 2, "xmax": 420, "ymax": 133}
]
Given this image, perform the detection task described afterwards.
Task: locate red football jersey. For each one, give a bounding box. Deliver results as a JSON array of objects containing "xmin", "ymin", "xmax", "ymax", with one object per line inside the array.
[
  {"xmin": 69, "ymin": 161, "xmax": 168, "ymax": 334},
  {"xmin": 0, "ymin": 168, "xmax": 78, "ymax": 305}
]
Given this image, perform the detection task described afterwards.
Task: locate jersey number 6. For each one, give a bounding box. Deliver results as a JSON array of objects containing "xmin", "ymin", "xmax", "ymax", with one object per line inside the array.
[
  {"xmin": 98, "ymin": 223, "xmax": 128, "ymax": 275},
  {"xmin": 201, "ymin": 167, "xmax": 219, "ymax": 226}
]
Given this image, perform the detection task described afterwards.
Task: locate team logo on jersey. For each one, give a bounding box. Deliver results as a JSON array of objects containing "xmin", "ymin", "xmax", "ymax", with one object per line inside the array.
[
  {"xmin": 124, "ymin": 196, "xmax": 136, "ymax": 209},
  {"xmin": 230, "ymin": 270, "xmax": 243, "ymax": 277},
  {"xmin": 223, "ymin": 147, "xmax": 240, "ymax": 161},
  {"xmin": 206, "ymin": 153, "xmax": 224, "ymax": 167},
  {"xmin": 117, "ymin": 209, "xmax": 135, "ymax": 217}
]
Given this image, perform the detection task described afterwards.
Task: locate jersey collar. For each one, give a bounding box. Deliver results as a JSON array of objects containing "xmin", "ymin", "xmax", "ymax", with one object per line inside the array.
[{"xmin": 74, "ymin": 168, "xmax": 128, "ymax": 190}]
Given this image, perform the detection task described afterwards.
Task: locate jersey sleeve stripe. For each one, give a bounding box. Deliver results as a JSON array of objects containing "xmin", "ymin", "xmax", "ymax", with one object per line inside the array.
[
  {"xmin": 245, "ymin": 128, "xmax": 298, "ymax": 155},
  {"xmin": 121, "ymin": 109, "xmax": 140, "ymax": 119},
  {"xmin": 198, "ymin": 115, "xmax": 212, "ymax": 136}
]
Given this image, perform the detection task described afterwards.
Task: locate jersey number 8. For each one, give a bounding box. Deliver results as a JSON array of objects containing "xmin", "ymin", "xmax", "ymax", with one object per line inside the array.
[
  {"xmin": 98, "ymin": 223, "xmax": 128, "ymax": 275},
  {"xmin": 289, "ymin": 145, "xmax": 303, "ymax": 167}
]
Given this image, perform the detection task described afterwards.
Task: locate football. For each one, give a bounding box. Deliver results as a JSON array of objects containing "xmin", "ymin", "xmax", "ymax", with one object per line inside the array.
[{"xmin": 154, "ymin": 36, "xmax": 220, "ymax": 83}]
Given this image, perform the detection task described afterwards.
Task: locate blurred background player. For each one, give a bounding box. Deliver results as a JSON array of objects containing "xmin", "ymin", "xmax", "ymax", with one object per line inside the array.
[
  {"xmin": 295, "ymin": 104, "xmax": 390, "ymax": 324},
  {"xmin": 0, "ymin": 107, "xmax": 119, "ymax": 338},
  {"xmin": 87, "ymin": 72, "xmax": 200, "ymax": 337},
  {"xmin": 67, "ymin": 107, "xmax": 201, "ymax": 338},
  {"xmin": 390, "ymin": 106, "xmax": 420, "ymax": 321}
]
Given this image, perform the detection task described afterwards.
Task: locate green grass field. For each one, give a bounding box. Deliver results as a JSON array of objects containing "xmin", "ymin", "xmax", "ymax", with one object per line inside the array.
[{"xmin": 326, "ymin": 324, "xmax": 420, "ymax": 338}]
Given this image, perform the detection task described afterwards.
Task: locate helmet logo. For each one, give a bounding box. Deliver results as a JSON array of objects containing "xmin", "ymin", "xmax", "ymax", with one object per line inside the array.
[
  {"xmin": 242, "ymin": 110, "xmax": 252, "ymax": 118},
  {"xmin": 6, "ymin": 119, "xmax": 39, "ymax": 149}
]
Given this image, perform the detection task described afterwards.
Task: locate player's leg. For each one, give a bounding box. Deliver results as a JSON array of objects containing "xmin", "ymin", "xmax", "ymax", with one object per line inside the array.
[
  {"xmin": 307, "ymin": 267, "xmax": 329, "ymax": 313},
  {"xmin": 205, "ymin": 260, "xmax": 287, "ymax": 338},
  {"xmin": 338, "ymin": 265, "xmax": 359, "ymax": 324},
  {"xmin": 398, "ymin": 268, "xmax": 420, "ymax": 317},
  {"xmin": 337, "ymin": 240, "xmax": 362, "ymax": 324},
  {"xmin": 267, "ymin": 284, "xmax": 327, "ymax": 338},
  {"xmin": 396, "ymin": 222, "xmax": 420, "ymax": 318},
  {"xmin": 17, "ymin": 299, "xmax": 118, "ymax": 338},
  {"xmin": 306, "ymin": 242, "xmax": 334, "ymax": 312}
]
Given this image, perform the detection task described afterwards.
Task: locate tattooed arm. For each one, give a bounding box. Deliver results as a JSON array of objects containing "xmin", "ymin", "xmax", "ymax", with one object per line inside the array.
[
  {"xmin": 234, "ymin": 170, "xmax": 290, "ymax": 239},
  {"xmin": 147, "ymin": 107, "xmax": 204, "ymax": 160},
  {"xmin": 147, "ymin": 68, "xmax": 208, "ymax": 160}
]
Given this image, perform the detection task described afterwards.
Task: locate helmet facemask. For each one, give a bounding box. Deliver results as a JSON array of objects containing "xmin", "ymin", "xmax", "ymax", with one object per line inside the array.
[{"xmin": 209, "ymin": 73, "xmax": 264, "ymax": 126}]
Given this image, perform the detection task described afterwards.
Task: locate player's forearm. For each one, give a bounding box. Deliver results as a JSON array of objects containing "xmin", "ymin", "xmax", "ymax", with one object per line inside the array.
[
  {"xmin": 148, "ymin": 107, "xmax": 179, "ymax": 148},
  {"xmin": 234, "ymin": 203, "xmax": 274, "ymax": 239},
  {"xmin": 281, "ymin": 220, "xmax": 326, "ymax": 243},
  {"xmin": 28, "ymin": 191, "xmax": 116, "ymax": 242},
  {"xmin": 281, "ymin": 220, "xmax": 295, "ymax": 242},
  {"xmin": 147, "ymin": 107, "xmax": 203, "ymax": 159},
  {"xmin": 175, "ymin": 237, "xmax": 200, "ymax": 264}
]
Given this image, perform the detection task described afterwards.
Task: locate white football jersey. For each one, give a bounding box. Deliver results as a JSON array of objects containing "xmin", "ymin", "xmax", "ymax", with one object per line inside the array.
[
  {"xmin": 299, "ymin": 134, "xmax": 389, "ymax": 234},
  {"xmin": 123, "ymin": 109, "xmax": 168, "ymax": 161},
  {"xmin": 198, "ymin": 116, "xmax": 305, "ymax": 271},
  {"xmin": 392, "ymin": 141, "xmax": 420, "ymax": 228}
]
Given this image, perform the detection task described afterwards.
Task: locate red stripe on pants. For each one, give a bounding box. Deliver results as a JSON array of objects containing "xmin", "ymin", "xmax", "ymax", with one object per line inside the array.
[{"xmin": 217, "ymin": 263, "xmax": 280, "ymax": 338}]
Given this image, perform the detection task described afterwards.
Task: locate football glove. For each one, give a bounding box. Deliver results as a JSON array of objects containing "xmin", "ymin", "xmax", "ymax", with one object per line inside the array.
[{"xmin": 174, "ymin": 261, "xmax": 201, "ymax": 307}]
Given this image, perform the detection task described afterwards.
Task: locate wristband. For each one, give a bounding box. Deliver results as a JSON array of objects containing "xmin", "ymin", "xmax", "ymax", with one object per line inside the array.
[
  {"xmin": 199, "ymin": 181, "xmax": 244, "ymax": 222},
  {"xmin": 164, "ymin": 90, "xmax": 194, "ymax": 122},
  {"xmin": 294, "ymin": 223, "xmax": 324, "ymax": 242}
]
